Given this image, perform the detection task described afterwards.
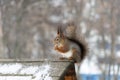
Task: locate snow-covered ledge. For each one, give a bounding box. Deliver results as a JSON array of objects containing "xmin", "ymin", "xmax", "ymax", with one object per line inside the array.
[{"xmin": 0, "ymin": 59, "xmax": 74, "ymax": 80}]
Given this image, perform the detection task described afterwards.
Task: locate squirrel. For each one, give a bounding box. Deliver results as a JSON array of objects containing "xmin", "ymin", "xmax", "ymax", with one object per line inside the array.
[{"xmin": 53, "ymin": 22, "xmax": 88, "ymax": 80}]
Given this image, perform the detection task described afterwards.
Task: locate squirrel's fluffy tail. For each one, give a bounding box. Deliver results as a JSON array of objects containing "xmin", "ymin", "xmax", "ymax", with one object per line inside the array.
[
  {"xmin": 76, "ymin": 35, "xmax": 88, "ymax": 62},
  {"xmin": 66, "ymin": 22, "xmax": 88, "ymax": 62}
]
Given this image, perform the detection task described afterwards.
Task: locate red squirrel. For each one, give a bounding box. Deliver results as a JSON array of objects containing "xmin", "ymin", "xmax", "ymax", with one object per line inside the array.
[
  {"xmin": 54, "ymin": 23, "xmax": 88, "ymax": 62},
  {"xmin": 53, "ymin": 23, "xmax": 88, "ymax": 80}
]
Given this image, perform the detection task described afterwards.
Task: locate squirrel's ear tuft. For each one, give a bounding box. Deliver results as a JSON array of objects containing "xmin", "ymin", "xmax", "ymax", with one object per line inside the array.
[
  {"xmin": 57, "ymin": 26, "xmax": 61, "ymax": 35},
  {"xmin": 57, "ymin": 26, "xmax": 60, "ymax": 34},
  {"xmin": 57, "ymin": 26, "xmax": 63, "ymax": 34},
  {"xmin": 57, "ymin": 25, "xmax": 65, "ymax": 38}
]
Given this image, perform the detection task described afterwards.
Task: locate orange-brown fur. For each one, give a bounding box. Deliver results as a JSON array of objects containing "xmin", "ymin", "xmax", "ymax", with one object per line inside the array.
[
  {"xmin": 54, "ymin": 45, "xmax": 69, "ymax": 53},
  {"xmin": 54, "ymin": 24, "xmax": 87, "ymax": 63}
]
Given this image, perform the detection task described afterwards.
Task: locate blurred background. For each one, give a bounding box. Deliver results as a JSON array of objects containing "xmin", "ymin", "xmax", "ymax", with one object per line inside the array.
[{"xmin": 0, "ymin": 0, "xmax": 120, "ymax": 80}]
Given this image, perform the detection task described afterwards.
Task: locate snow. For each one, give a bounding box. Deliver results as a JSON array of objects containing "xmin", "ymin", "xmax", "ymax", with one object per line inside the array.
[
  {"xmin": 0, "ymin": 76, "xmax": 32, "ymax": 80},
  {"xmin": 0, "ymin": 63, "xmax": 52, "ymax": 80},
  {"xmin": 0, "ymin": 63, "xmax": 22, "ymax": 74},
  {"xmin": 34, "ymin": 64, "xmax": 52, "ymax": 80},
  {"xmin": 20, "ymin": 66, "xmax": 39, "ymax": 74}
]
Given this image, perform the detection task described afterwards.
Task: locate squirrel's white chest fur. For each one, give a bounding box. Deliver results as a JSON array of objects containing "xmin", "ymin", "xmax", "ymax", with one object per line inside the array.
[
  {"xmin": 58, "ymin": 39, "xmax": 80, "ymax": 58},
  {"xmin": 59, "ymin": 49, "xmax": 73, "ymax": 58},
  {"xmin": 61, "ymin": 49, "xmax": 73, "ymax": 58}
]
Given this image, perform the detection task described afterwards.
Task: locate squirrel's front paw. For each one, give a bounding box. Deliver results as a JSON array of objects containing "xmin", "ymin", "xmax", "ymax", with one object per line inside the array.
[{"xmin": 68, "ymin": 57, "xmax": 74, "ymax": 60}]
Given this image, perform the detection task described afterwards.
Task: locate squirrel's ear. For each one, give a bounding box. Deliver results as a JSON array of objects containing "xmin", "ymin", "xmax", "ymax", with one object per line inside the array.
[
  {"xmin": 59, "ymin": 26, "xmax": 64, "ymax": 37},
  {"xmin": 57, "ymin": 25, "xmax": 65, "ymax": 38},
  {"xmin": 57, "ymin": 26, "xmax": 60, "ymax": 35},
  {"xmin": 57, "ymin": 26, "xmax": 63, "ymax": 34}
]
